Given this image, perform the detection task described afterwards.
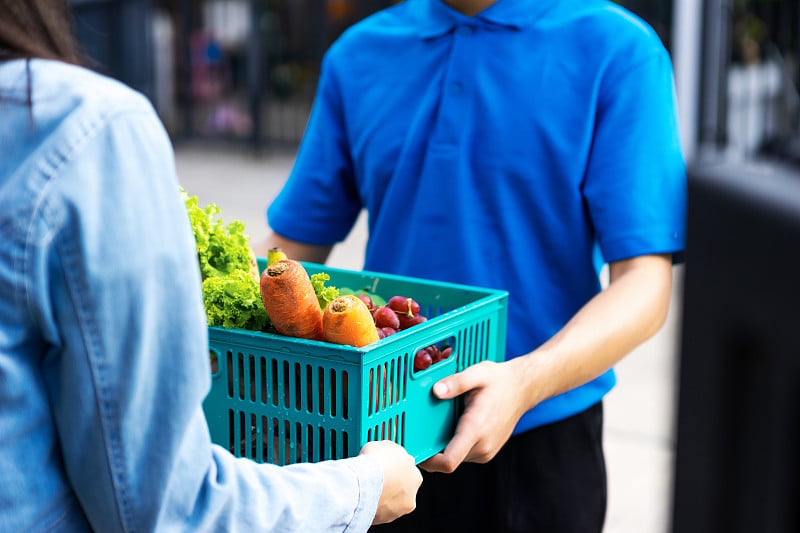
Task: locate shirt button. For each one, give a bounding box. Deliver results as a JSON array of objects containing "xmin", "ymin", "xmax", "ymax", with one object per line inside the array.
[
  {"xmin": 450, "ymin": 82, "xmax": 463, "ymax": 95},
  {"xmin": 458, "ymin": 26, "xmax": 473, "ymax": 36}
]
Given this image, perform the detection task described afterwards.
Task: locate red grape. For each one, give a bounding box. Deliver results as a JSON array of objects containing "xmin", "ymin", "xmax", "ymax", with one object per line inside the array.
[
  {"xmin": 397, "ymin": 313, "xmax": 427, "ymax": 330},
  {"xmin": 413, "ymin": 349, "xmax": 433, "ymax": 371},
  {"xmin": 427, "ymin": 345, "xmax": 441, "ymax": 362},
  {"xmin": 356, "ymin": 294, "xmax": 374, "ymax": 309},
  {"xmin": 373, "ymin": 306, "xmax": 401, "ymax": 329},
  {"xmin": 387, "ymin": 296, "xmax": 420, "ymax": 317}
]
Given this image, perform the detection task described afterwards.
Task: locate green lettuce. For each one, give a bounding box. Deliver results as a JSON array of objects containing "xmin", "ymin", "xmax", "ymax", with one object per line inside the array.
[
  {"xmin": 182, "ymin": 189, "xmax": 271, "ymax": 332},
  {"xmin": 202, "ymin": 270, "xmax": 272, "ymax": 331},
  {"xmin": 182, "ymin": 190, "xmax": 256, "ymax": 280},
  {"xmin": 310, "ymin": 272, "xmax": 339, "ymax": 310}
]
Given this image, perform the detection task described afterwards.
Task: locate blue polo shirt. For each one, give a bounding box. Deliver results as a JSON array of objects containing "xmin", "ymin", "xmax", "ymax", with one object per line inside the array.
[{"xmin": 268, "ymin": 0, "xmax": 687, "ymax": 433}]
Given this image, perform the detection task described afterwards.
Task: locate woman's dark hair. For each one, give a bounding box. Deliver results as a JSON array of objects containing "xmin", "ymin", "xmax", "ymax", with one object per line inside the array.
[{"xmin": 0, "ymin": 0, "xmax": 82, "ymax": 64}]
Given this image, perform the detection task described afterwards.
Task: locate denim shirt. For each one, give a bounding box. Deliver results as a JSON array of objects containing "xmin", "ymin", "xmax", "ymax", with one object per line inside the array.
[{"xmin": 0, "ymin": 59, "xmax": 381, "ymax": 533}]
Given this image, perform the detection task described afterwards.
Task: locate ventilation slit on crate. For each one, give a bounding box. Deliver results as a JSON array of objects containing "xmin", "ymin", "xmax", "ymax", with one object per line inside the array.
[
  {"xmin": 261, "ymin": 416, "xmax": 269, "ymax": 462},
  {"xmin": 238, "ymin": 411, "xmax": 246, "ymax": 456},
  {"xmin": 306, "ymin": 424, "xmax": 315, "ymax": 462},
  {"xmin": 270, "ymin": 358, "xmax": 278, "ymax": 406},
  {"xmin": 318, "ymin": 427, "xmax": 326, "ymax": 460},
  {"xmin": 304, "ymin": 364, "xmax": 313, "ymax": 413},
  {"xmin": 330, "ymin": 368, "xmax": 338, "ymax": 417},
  {"xmin": 318, "ymin": 367, "xmax": 326, "ymax": 414},
  {"xmin": 226, "ymin": 351, "xmax": 234, "ymax": 397}
]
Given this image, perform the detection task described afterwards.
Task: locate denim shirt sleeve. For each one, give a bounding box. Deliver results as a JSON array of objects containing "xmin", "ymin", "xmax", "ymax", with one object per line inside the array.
[{"xmin": 26, "ymin": 85, "xmax": 382, "ymax": 531}]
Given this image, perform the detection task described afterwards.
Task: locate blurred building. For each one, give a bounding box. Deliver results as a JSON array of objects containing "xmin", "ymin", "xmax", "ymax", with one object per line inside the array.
[{"xmin": 70, "ymin": 0, "xmax": 800, "ymax": 167}]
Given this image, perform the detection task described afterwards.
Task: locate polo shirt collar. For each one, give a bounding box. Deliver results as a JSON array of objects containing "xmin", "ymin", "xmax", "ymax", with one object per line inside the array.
[{"xmin": 414, "ymin": 0, "xmax": 556, "ymax": 39}]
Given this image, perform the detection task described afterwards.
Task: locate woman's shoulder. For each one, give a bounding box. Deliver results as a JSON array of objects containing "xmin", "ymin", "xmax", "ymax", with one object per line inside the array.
[{"xmin": 26, "ymin": 59, "xmax": 155, "ymax": 119}]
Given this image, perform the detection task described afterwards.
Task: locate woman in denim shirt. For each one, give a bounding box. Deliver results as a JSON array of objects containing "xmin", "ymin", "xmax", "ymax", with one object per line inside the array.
[{"xmin": 0, "ymin": 2, "xmax": 421, "ymax": 531}]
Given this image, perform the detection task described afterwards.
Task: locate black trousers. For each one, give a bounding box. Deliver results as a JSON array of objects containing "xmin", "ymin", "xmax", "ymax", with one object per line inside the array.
[{"xmin": 370, "ymin": 402, "xmax": 607, "ymax": 533}]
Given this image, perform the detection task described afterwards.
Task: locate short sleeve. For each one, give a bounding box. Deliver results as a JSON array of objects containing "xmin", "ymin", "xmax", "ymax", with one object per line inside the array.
[
  {"xmin": 582, "ymin": 47, "xmax": 687, "ymax": 263},
  {"xmin": 267, "ymin": 54, "xmax": 363, "ymax": 245}
]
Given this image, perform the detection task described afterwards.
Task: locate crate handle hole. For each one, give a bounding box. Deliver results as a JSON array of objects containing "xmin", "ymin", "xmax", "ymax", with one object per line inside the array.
[{"xmin": 411, "ymin": 335, "xmax": 457, "ymax": 378}]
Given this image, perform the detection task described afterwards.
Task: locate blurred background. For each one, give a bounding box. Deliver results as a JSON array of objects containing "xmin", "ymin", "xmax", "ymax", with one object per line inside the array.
[
  {"xmin": 66, "ymin": 1, "xmax": 800, "ymax": 531},
  {"xmin": 67, "ymin": 0, "xmax": 800, "ymax": 164}
]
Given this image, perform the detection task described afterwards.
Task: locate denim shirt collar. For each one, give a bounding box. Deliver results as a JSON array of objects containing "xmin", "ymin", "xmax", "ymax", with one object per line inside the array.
[{"xmin": 414, "ymin": 0, "xmax": 557, "ymax": 39}]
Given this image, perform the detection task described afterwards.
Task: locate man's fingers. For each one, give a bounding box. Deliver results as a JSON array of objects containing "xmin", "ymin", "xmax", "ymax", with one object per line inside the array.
[
  {"xmin": 418, "ymin": 428, "xmax": 474, "ymax": 473},
  {"xmin": 432, "ymin": 361, "xmax": 492, "ymax": 399}
]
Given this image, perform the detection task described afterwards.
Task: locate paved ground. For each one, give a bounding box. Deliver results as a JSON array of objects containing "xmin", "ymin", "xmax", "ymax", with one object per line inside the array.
[{"xmin": 175, "ymin": 144, "xmax": 684, "ymax": 533}]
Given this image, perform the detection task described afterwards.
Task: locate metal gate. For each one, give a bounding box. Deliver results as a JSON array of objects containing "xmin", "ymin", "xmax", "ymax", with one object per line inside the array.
[{"xmin": 161, "ymin": 0, "xmax": 396, "ymax": 149}]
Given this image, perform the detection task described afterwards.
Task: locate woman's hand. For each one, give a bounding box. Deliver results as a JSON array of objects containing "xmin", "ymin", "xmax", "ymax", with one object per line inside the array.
[{"xmin": 360, "ymin": 440, "xmax": 423, "ymax": 525}]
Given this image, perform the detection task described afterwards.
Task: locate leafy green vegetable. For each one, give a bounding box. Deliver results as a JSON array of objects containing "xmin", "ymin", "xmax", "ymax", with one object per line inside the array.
[
  {"xmin": 182, "ymin": 189, "xmax": 256, "ymax": 281},
  {"xmin": 203, "ymin": 270, "xmax": 272, "ymax": 331},
  {"xmin": 310, "ymin": 272, "xmax": 339, "ymax": 310},
  {"xmin": 182, "ymin": 188, "xmax": 270, "ymax": 331}
]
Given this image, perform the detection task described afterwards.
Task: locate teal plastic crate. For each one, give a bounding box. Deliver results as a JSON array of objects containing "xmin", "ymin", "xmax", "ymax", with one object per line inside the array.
[{"xmin": 202, "ymin": 261, "xmax": 508, "ymax": 466}]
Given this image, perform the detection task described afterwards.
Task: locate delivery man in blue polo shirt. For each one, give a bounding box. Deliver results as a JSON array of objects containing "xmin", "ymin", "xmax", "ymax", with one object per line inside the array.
[{"xmin": 256, "ymin": 0, "xmax": 687, "ymax": 531}]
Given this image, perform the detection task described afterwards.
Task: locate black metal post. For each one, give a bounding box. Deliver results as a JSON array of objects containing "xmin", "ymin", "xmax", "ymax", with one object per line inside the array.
[
  {"xmin": 699, "ymin": 0, "xmax": 733, "ymax": 151},
  {"xmin": 248, "ymin": 0, "xmax": 263, "ymax": 151},
  {"xmin": 70, "ymin": 0, "xmax": 155, "ymax": 102}
]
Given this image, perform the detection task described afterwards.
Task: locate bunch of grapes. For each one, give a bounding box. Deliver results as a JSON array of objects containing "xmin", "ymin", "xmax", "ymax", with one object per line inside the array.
[{"xmin": 356, "ymin": 294, "xmax": 451, "ymax": 372}]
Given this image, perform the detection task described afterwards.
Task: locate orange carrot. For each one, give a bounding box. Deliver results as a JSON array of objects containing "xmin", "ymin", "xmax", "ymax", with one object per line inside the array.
[
  {"xmin": 260, "ymin": 259, "xmax": 323, "ymax": 341},
  {"xmin": 323, "ymin": 295, "xmax": 380, "ymax": 347}
]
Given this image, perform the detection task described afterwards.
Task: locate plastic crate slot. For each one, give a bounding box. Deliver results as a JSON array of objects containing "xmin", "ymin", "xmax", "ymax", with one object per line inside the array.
[
  {"xmin": 331, "ymin": 429, "xmax": 339, "ymax": 459},
  {"xmin": 238, "ymin": 411, "xmax": 247, "ymax": 456},
  {"xmin": 480, "ymin": 320, "xmax": 489, "ymax": 359},
  {"xmin": 473, "ymin": 322, "xmax": 482, "ymax": 362},
  {"xmin": 260, "ymin": 416, "xmax": 269, "ymax": 462},
  {"xmin": 237, "ymin": 354, "xmax": 245, "ymax": 400},
  {"xmin": 245, "ymin": 354, "xmax": 253, "ymax": 401},
  {"xmin": 269, "ymin": 418, "xmax": 279, "ymax": 463},
  {"xmin": 227, "ymin": 409, "xmax": 234, "ymax": 454},
  {"xmin": 400, "ymin": 412, "xmax": 406, "ymax": 446},
  {"xmin": 260, "ymin": 357, "xmax": 269, "ymax": 403},
  {"xmin": 317, "ymin": 367, "xmax": 325, "ymax": 415},
  {"xmin": 342, "ymin": 370, "xmax": 350, "ymax": 420},
  {"xmin": 280, "ymin": 360, "xmax": 288, "ymax": 408},
  {"xmin": 290, "ymin": 362, "xmax": 299, "ymax": 410},
  {"xmin": 329, "ymin": 368, "xmax": 338, "ymax": 417},
  {"xmin": 302, "ymin": 364, "xmax": 311, "ymax": 413},
  {"xmin": 210, "ymin": 350, "xmax": 219, "ymax": 375},
  {"xmin": 467, "ymin": 326, "xmax": 477, "ymax": 367},
  {"xmin": 249, "ymin": 413, "xmax": 257, "ymax": 459},
  {"xmin": 226, "ymin": 351, "xmax": 233, "ymax": 397},
  {"xmin": 368, "ymin": 368, "xmax": 374, "ymax": 416},
  {"xmin": 401, "ymin": 355, "xmax": 408, "ymax": 401},
  {"xmin": 380, "ymin": 363, "xmax": 387, "ymax": 410},
  {"xmin": 267, "ymin": 358, "xmax": 276, "ymax": 406},
  {"xmin": 388, "ymin": 359, "xmax": 395, "ymax": 408},
  {"xmin": 318, "ymin": 427, "xmax": 326, "ymax": 460},
  {"xmin": 306, "ymin": 424, "xmax": 315, "ymax": 462},
  {"xmin": 293, "ymin": 422, "xmax": 302, "ymax": 463}
]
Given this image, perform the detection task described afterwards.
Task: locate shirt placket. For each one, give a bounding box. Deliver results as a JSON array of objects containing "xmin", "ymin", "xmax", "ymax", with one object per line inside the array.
[{"xmin": 433, "ymin": 24, "xmax": 477, "ymax": 147}]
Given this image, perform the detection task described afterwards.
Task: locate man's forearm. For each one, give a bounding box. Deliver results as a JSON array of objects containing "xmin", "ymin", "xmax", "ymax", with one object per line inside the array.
[{"xmin": 513, "ymin": 254, "xmax": 674, "ymax": 410}]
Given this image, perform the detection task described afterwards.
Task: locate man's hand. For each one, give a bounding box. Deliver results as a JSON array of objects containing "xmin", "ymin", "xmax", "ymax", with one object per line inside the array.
[
  {"xmin": 420, "ymin": 359, "xmax": 528, "ymax": 473},
  {"xmin": 360, "ymin": 441, "xmax": 422, "ymax": 525},
  {"xmin": 421, "ymin": 254, "xmax": 673, "ymax": 475}
]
